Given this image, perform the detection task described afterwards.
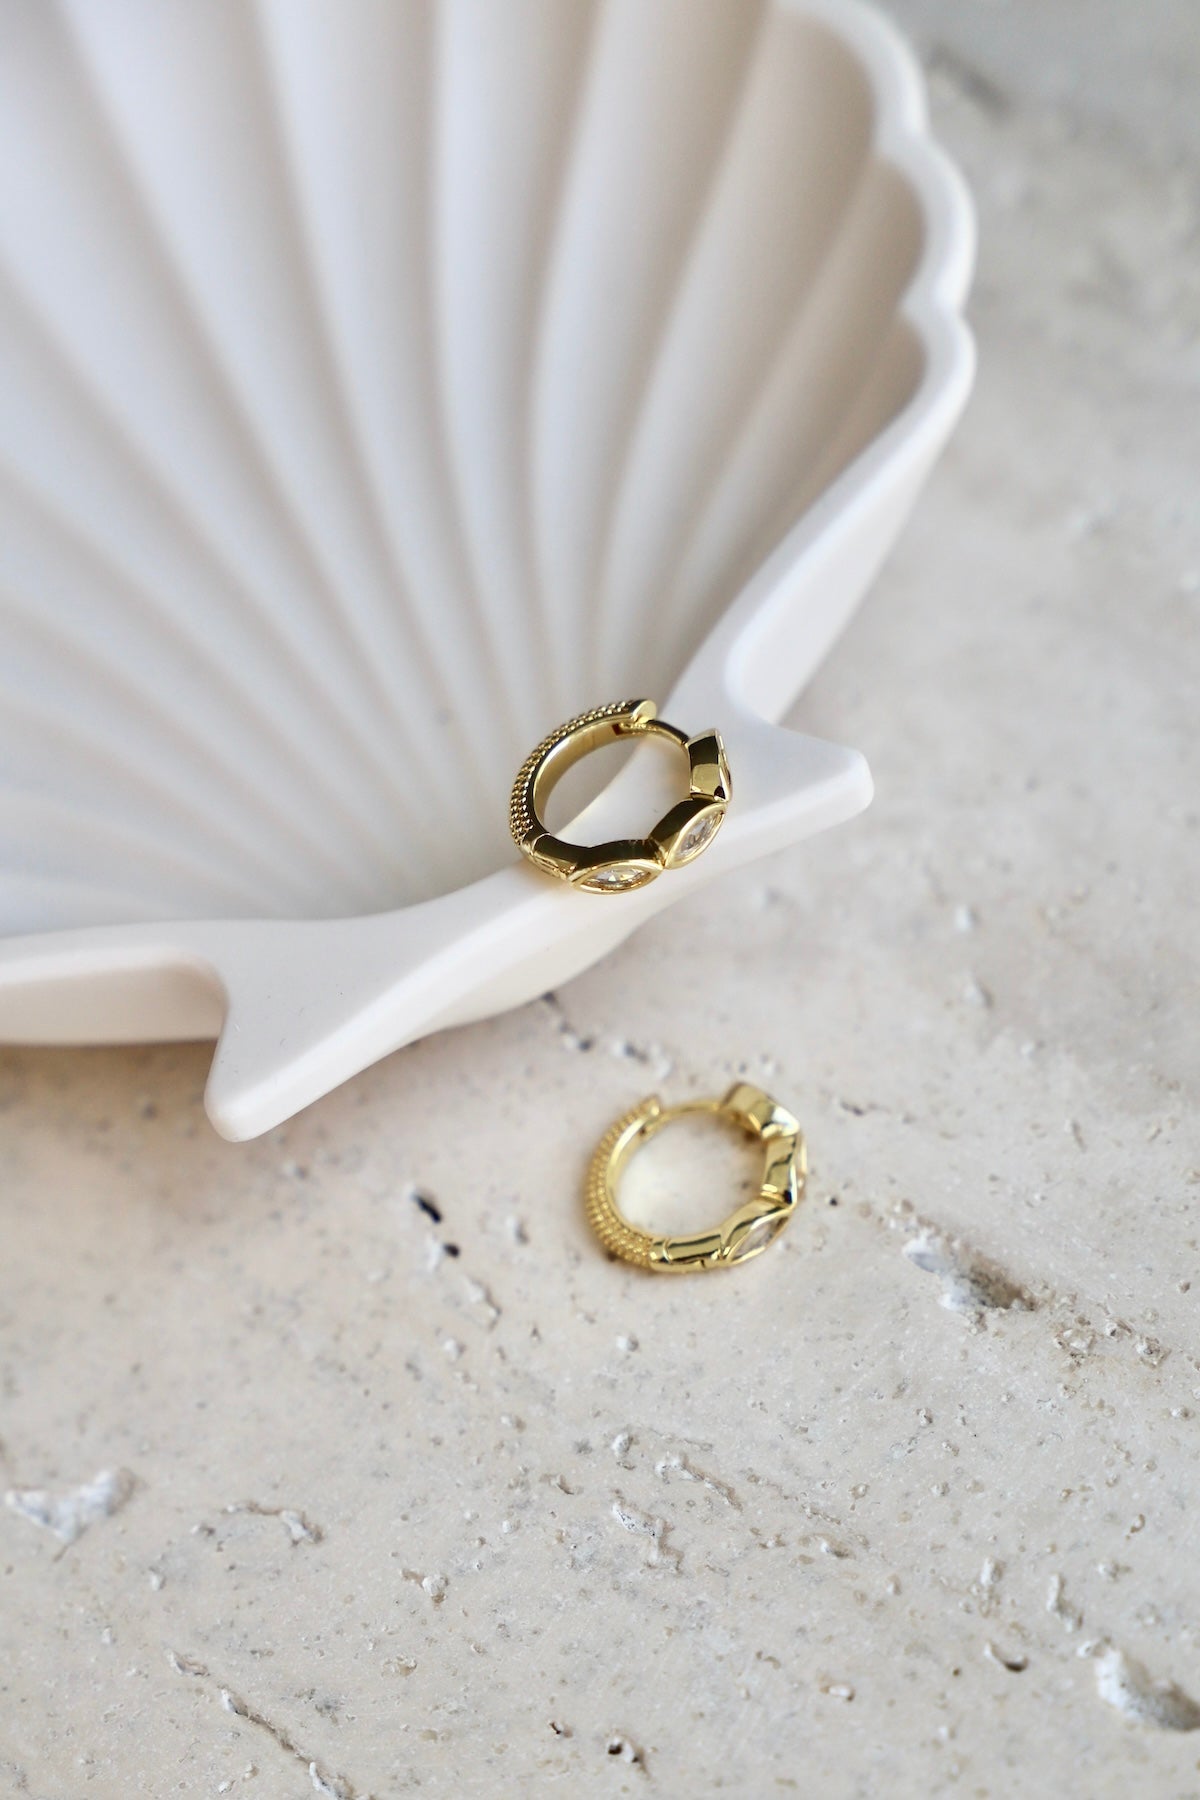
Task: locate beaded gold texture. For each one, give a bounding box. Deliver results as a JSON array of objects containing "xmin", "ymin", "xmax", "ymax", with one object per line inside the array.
[
  {"xmin": 509, "ymin": 699, "xmax": 730, "ymax": 893},
  {"xmin": 585, "ymin": 1083, "xmax": 805, "ymax": 1273}
]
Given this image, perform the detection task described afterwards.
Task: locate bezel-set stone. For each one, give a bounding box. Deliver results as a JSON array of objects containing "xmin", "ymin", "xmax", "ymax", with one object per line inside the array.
[
  {"xmin": 674, "ymin": 808, "xmax": 721, "ymax": 862},
  {"xmin": 727, "ymin": 1210, "xmax": 790, "ymax": 1264},
  {"xmin": 653, "ymin": 794, "xmax": 726, "ymax": 870},
  {"xmin": 577, "ymin": 862, "xmax": 657, "ymax": 893}
]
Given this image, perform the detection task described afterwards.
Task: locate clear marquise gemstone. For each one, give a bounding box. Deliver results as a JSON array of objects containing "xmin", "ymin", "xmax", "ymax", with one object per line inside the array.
[
  {"xmin": 582, "ymin": 864, "xmax": 650, "ymax": 892},
  {"xmin": 677, "ymin": 812, "xmax": 719, "ymax": 860},
  {"xmin": 728, "ymin": 1212, "xmax": 788, "ymax": 1263}
]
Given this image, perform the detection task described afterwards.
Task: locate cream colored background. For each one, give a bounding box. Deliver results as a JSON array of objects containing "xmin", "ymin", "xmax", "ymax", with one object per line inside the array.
[{"xmin": 2, "ymin": 4, "xmax": 1199, "ymax": 1795}]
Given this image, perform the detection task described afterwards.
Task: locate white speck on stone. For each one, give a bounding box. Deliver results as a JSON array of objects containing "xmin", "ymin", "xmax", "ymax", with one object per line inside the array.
[
  {"xmin": 1046, "ymin": 1573, "xmax": 1082, "ymax": 1633},
  {"xmin": 421, "ymin": 1573, "xmax": 448, "ymax": 1603},
  {"xmin": 464, "ymin": 1278, "xmax": 501, "ymax": 1327},
  {"xmin": 168, "ymin": 1650, "xmax": 210, "ymax": 1678},
  {"xmin": 309, "ymin": 1765, "xmax": 354, "ymax": 1799},
  {"xmin": 954, "ymin": 904, "xmax": 978, "ymax": 933},
  {"xmin": 1095, "ymin": 1648, "xmax": 1200, "ymax": 1730},
  {"xmin": 611, "ymin": 1498, "xmax": 679, "ymax": 1569},
  {"xmin": 1064, "ymin": 498, "xmax": 1116, "ymax": 541},
  {"xmin": 962, "ymin": 973, "xmax": 993, "ymax": 1008},
  {"xmin": 279, "ymin": 1510, "xmax": 320, "ymax": 1545},
  {"xmin": 5, "ymin": 1468, "xmax": 136, "ymax": 1545},
  {"xmin": 223, "ymin": 1500, "xmax": 322, "ymax": 1545},
  {"xmin": 607, "ymin": 1037, "xmax": 676, "ymax": 1081},
  {"xmin": 442, "ymin": 1337, "xmax": 464, "ymax": 1360},
  {"xmin": 983, "ymin": 1640, "xmax": 1028, "ymax": 1672},
  {"xmin": 606, "ymin": 1735, "xmax": 642, "ymax": 1764},
  {"xmin": 903, "ymin": 1229, "xmax": 1028, "ymax": 1315},
  {"xmin": 612, "ymin": 1500, "xmax": 654, "ymax": 1537}
]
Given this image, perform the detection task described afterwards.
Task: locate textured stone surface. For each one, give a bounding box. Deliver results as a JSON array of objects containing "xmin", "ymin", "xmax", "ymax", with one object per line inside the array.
[{"xmin": 2, "ymin": 7, "xmax": 1199, "ymax": 1796}]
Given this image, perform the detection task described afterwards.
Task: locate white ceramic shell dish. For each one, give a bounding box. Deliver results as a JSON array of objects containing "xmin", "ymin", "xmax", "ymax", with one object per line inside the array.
[{"xmin": 0, "ymin": 0, "xmax": 974, "ymax": 1139}]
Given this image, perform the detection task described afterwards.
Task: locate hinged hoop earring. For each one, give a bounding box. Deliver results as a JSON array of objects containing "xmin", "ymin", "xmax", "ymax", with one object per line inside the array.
[
  {"xmin": 509, "ymin": 698, "xmax": 730, "ymax": 893},
  {"xmin": 585, "ymin": 1082, "xmax": 805, "ymax": 1272}
]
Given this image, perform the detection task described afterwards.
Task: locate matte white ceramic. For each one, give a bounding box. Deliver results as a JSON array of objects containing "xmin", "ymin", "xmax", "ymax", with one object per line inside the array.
[{"xmin": 0, "ymin": 0, "xmax": 974, "ymax": 1138}]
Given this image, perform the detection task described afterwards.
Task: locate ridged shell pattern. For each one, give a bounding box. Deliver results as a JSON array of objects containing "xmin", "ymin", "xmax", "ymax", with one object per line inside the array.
[{"xmin": 0, "ymin": 0, "xmax": 924, "ymax": 934}]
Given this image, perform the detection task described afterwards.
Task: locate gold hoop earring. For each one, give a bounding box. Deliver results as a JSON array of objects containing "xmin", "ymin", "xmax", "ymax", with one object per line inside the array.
[
  {"xmin": 509, "ymin": 698, "xmax": 729, "ymax": 893},
  {"xmin": 585, "ymin": 1082, "xmax": 805, "ymax": 1272}
]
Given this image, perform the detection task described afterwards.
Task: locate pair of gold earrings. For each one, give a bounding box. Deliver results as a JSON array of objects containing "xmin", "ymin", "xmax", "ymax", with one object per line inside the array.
[{"xmin": 509, "ymin": 700, "xmax": 805, "ymax": 1274}]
